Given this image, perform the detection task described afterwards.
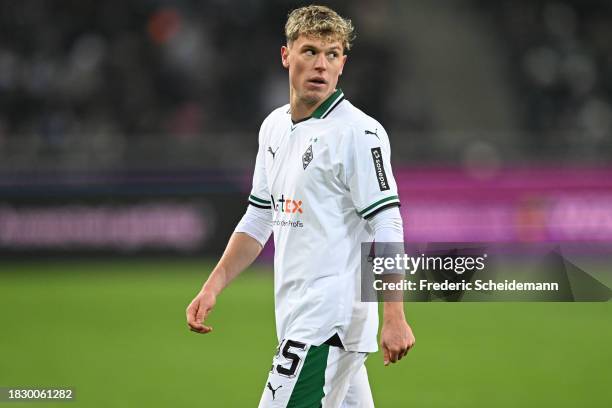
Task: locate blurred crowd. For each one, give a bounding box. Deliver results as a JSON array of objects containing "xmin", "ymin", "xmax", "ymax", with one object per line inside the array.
[
  {"xmin": 0, "ymin": 0, "xmax": 429, "ymax": 168},
  {"xmin": 483, "ymin": 0, "xmax": 612, "ymax": 157},
  {"xmin": 0, "ymin": 0, "xmax": 610, "ymax": 170}
]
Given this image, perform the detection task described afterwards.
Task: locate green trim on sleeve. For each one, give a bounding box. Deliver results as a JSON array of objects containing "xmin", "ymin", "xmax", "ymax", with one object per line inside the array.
[
  {"xmin": 358, "ymin": 195, "xmax": 400, "ymax": 218},
  {"xmin": 249, "ymin": 194, "xmax": 271, "ymax": 205}
]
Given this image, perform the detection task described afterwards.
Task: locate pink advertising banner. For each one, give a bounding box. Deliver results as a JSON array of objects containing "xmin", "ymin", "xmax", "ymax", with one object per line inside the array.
[{"xmin": 395, "ymin": 166, "xmax": 612, "ymax": 243}]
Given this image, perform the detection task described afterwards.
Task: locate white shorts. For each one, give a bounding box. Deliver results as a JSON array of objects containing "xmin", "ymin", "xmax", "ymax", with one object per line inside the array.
[{"xmin": 258, "ymin": 339, "xmax": 375, "ymax": 408}]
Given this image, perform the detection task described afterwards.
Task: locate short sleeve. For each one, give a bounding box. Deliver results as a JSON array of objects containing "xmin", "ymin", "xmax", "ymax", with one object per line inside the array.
[
  {"xmin": 248, "ymin": 127, "xmax": 271, "ymax": 210},
  {"xmin": 344, "ymin": 124, "xmax": 401, "ymax": 219}
]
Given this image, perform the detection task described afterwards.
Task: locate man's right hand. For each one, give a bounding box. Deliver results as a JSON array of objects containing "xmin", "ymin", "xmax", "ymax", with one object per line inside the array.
[
  {"xmin": 186, "ymin": 290, "xmax": 217, "ymax": 334},
  {"xmin": 184, "ymin": 233, "xmax": 265, "ymax": 334}
]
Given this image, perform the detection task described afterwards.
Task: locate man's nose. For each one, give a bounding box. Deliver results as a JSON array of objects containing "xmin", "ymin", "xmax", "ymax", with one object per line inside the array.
[{"xmin": 314, "ymin": 53, "xmax": 327, "ymax": 71}]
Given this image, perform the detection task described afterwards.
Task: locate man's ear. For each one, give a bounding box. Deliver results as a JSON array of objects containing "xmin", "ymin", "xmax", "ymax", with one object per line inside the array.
[
  {"xmin": 281, "ymin": 45, "xmax": 290, "ymax": 69},
  {"xmin": 339, "ymin": 54, "xmax": 348, "ymax": 76}
]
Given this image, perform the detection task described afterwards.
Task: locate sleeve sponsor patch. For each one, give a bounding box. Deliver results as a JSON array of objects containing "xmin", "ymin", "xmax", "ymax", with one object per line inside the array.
[{"xmin": 370, "ymin": 147, "xmax": 390, "ymax": 191}]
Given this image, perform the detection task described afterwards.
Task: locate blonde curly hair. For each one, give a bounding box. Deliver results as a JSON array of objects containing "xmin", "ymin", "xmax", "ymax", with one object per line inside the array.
[{"xmin": 285, "ymin": 5, "xmax": 355, "ymax": 52}]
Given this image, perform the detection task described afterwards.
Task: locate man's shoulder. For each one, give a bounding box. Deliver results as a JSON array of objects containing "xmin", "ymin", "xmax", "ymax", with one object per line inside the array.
[
  {"xmin": 333, "ymin": 100, "xmax": 388, "ymax": 141},
  {"xmin": 262, "ymin": 104, "xmax": 290, "ymax": 126},
  {"xmin": 257, "ymin": 104, "xmax": 290, "ymax": 143}
]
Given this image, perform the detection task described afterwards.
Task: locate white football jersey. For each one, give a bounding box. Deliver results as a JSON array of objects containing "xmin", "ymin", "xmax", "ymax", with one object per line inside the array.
[{"xmin": 248, "ymin": 89, "xmax": 400, "ymax": 352}]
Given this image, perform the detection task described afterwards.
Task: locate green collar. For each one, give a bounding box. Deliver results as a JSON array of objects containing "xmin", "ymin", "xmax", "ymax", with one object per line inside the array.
[{"xmin": 311, "ymin": 88, "xmax": 345, "ymax": 119}]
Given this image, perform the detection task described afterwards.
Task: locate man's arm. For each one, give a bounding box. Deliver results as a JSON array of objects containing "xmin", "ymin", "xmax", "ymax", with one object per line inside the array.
[
  {"xmin": 186, "ymin": 202, "xmax": 273, "ymax": 333},
  {"xmin": 186, "ymin": 232, "xmax": 263, "ymax": 333},
  {"xmin": 369, "ymin": 207, "xmax": 416, "ymax": 365}
]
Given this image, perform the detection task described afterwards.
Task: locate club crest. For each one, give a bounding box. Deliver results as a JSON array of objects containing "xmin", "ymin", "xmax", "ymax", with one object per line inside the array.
[{"xmin": 302, "ymin": 145, "xmax": 313, "ymax": 169}]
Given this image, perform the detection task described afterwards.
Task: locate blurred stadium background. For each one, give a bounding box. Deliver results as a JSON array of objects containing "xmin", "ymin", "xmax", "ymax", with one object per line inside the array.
[{"xmin": 0, "ymin": 0, "xmax": 610, "ymax": 407}]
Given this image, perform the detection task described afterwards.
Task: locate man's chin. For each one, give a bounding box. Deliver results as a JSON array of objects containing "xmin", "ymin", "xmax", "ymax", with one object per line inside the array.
[{"xmin": 301, "ymin": 89, "xmax": 328, "ymax": 106}]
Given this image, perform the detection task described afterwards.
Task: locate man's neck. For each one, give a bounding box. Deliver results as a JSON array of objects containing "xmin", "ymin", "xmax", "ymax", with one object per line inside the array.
[{"xmin": 289, "ymin": 89, "xmax": 334, "ymax": 122}]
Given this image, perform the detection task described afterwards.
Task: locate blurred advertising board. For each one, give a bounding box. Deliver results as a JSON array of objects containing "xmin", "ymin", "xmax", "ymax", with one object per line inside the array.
[
  {"xmin": 1, "ymin": 166, "xmax": 610, "ymax": 256},
  {"xmin": 397, "ymin": 166, "xmax": 612, "ymax": 248},
  {"xmin": 0, "ymin": 170, "xmax": 247, "ymax": 255}
]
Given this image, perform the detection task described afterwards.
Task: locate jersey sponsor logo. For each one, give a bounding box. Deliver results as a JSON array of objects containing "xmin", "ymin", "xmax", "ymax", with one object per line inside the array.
[
  {"xmin": 371, "ymin": 147, "xmax": 390, "ymax": 191},
  {"xmin": 273, "ymin": 219, "xmax": 303, "ymax": 228},
  {"xmin": 302, "ymin": 144, "xmax": 313, "ymax": 169},
  {"xmin": 267, "ymin": 146, "xmax": 279, "ymax": 159},
  {"xmin": 271, "ymin": 194, "xmax": 303, "ymax": 213}
]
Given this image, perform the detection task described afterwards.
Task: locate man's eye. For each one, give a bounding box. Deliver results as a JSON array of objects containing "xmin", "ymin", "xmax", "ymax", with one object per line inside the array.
[
  {"xmin": 328, "ymin": 52, "xmax": 338, "ymax": 58},
  {"xmin": 305, "ymin": 50, "xmax": 315, "ymax": 56}
]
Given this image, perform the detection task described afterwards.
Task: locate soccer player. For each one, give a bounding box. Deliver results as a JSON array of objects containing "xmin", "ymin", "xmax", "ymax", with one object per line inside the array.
[{"xmin": 186, "ymin": 5, "xmax": 415, "ymax": 407}]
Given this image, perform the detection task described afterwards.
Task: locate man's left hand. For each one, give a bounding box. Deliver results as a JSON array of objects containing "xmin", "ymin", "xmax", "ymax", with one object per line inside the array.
[{"xmin": 380, "ymin": 316, "xmax": 415, "ymax": 366}]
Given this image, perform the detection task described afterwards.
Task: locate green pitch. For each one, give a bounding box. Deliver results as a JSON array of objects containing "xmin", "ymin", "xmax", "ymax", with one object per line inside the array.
[{"xmin": 0, "ymin": 259, "xmax": 610, "ymax": 407}]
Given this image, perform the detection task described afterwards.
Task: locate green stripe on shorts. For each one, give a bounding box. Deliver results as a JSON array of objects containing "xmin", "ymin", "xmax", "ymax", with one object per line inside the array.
[{"xmin": 286, "ymin": 344, "xmax": 330, "ymax": 408}]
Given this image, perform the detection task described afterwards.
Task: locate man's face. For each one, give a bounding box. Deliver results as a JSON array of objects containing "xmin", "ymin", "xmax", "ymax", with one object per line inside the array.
[{"xmin": 281, "ymin": 35, "xmax": 347, "ymax": 106}]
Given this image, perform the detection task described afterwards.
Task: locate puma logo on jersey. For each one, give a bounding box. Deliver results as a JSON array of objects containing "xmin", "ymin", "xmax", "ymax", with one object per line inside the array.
[
  {"xmin": 365, "ymin": 129, "xmax": 379, "ymax": 139},
  {"xmin": 267, "ymin": 382, "xmax": 282, "ymax": 400},
  {"xmin": 271, "ymin": 194, "xmax": 303, "ymax": 213},
  {"xmin": 268, "ymin": 146, "xmax": 279, "ymax": 159}
]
